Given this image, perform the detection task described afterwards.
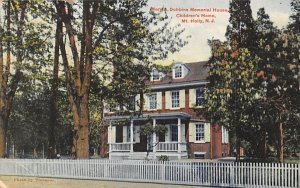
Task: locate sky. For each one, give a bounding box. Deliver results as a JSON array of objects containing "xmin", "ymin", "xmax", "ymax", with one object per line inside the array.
[{"xmin": 146, "ymin": 0, "xmax": 292, "ymax": 64}]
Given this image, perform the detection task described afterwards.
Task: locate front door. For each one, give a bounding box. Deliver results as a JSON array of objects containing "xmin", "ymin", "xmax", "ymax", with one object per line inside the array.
[{"xmin": 134, "ymin": 133, "xmax": 147, "ymax": 152}]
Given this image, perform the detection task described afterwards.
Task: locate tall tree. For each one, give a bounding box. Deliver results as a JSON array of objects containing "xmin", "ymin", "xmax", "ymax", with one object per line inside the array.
[
  {"xmin": 226, "ymin": 0, "xmax": 256, "ymax": 51},
  {"xmin": 249, "ymin": 8, "xmax": 279, "ymax": 159},
  {"xmin": 47, "ymin": 14, "xmax": 62, "ymax": 159},
  {"xmin": 225, "ymin": 0, "xmax": 257, "ymax": 161},
  {"xmin": 54, "ymin": 0, "xmax": 187, "ymax": 159},
  {"xmin": 204, "ymin": 40, "xmax": 259, "ymax": 161},
  {"xmin": 288, "ymin": 0, "xmax": 300, "ymax": 34},
  {"xmin": 0, "ymin": 0, "xmax": 51, "ymax": 157}
]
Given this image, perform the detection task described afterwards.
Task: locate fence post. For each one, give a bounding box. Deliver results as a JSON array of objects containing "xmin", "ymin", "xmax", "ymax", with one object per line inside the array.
[
  {"xmin": 230, "ymin": 162, "xmax": 234, "ymax": 187},
  {"xmin": 298, "ymin": 163, "xmax": 300, "ymax": 188},
  {"xmin": 161, "ymin": 161, "xmax": 165, "ymax": 182},
  {"xmin": 34, "ymin": 161, "xmax": 38, "ymax": 176},
  {"xmin": 104, "ymin": 160, "xmax": 108, "ymax": 179}
]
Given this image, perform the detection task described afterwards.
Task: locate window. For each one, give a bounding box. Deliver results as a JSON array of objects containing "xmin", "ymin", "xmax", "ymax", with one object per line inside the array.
[
  {"xmin": 195, "ymin": 124, "xmax": 205, "ymax": 142},
  {"xmin": 127, "ymin": 126, "xmax": 136, "ymax": 142},
  {"xmin": 196, "ymin": 87, "xmax": 205, "ymax": 106},
  {"xmin": 128, "ymin": 96, "xmax": 135, "ymax": 111},
  {"xmin": 171, "ymin": 91, "xmax": 180, "ymax": 108},
  {"xmin": 151, "ymin": 69, "xmax": 160, "ymax": 81},
  {"xmin": 148, "ymin": 93, "xmax": 157, "ymax": 109},
  {"xmin": 222, "ymin": 127, "xmax": 229, "ymax": 144},
  {"xmin": 171, "ymin": 125, "xmax": 178, "ymax": 142},
  {"xmin": 174, "ymin": 65, "xmax": 182, "ymax": 78}
]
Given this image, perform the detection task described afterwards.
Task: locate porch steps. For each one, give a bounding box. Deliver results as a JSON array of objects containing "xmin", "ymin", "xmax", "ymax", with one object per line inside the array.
[{"xmin": 128, "ymin": 152, "xmax": 155, "ymax": 160}]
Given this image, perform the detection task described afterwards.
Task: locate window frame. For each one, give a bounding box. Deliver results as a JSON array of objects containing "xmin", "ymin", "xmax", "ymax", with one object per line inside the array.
[
  {"xmin": 127, "ymin": 126, "xmax": 136, "ymax": 143},
  {"xmin": 151, "ymin": 69, "xmax": 160, "ymax": 81},
  {"xmin": 171, "ymin": 90, "xmax": 180, "ymax": 108},
  {"xmin": 170, "ymin": 125, "xmax": 178, "ymax": 142},
  {"xmin": 195, "ymin": 123, "xmax": 205, "ymax": 143},
  {"xmin": 174, "ymin": 65, "xmax": 182, "ymax": 78},
  {"xmin": 128, "ymin": 96, "xmax": 136, "ymax": 111},
  {"xmin": 196, "ymin": 87, "xmax": 205, "ymax": 106},
  {"xmin": 148, "ymin": 93, "xmax": 157, "ymax": 110}
]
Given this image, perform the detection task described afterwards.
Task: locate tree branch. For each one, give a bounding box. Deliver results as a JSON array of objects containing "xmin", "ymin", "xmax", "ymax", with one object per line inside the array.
[
  {"xmin": 59, "ymin": 2, "xmax": 81, "ymax": 91},
  {"xmin": 92, "ymin": 13, "xmax": 140, "ymax": 50}
]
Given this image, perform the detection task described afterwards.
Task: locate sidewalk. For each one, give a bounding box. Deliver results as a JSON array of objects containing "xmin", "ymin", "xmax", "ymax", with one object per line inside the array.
[{"xmin": 0, "ymin": 176, "xmax": 217, "ymax": 188}]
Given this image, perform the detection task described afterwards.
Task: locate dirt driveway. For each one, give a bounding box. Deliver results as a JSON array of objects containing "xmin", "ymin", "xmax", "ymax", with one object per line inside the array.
[{"xmin": 0, "ymin": 176, "xmax": 216, "ymax": 188}]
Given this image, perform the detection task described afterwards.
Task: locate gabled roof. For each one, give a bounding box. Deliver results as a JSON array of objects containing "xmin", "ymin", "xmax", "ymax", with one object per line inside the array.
[{"xmin": 146, "ymin": 61, "xmax": 209, "ymax": 88}]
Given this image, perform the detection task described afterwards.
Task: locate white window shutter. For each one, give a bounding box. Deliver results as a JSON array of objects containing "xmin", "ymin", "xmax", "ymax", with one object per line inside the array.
[
  {"xmin": 189, "ymin": 123, "xmax": 195, "ymax": 143},
  {"xmin": 123, "ymin": 126, "xmax": 128, "ymax": 142},
  {"xmin": 179, "ymin": 89, "xmax": 186, "ymax": 108},
  {"xmin": 165, "ymin": 91, "xmax": 171, "ymax": 109},
  {"xmin": 204, "ymin": 123, "xmax": 211, "ymax": 143},
  {"xmin": 135, "ymin": 126, "xmax": 140, "ymax": 143},
  {"xmin": 172, "ymin": 67, "xmax": 175, "ymax": 79},
  {"xmin": 222, "ymin": 127, "xmax": 224, "ymax": 143},
  {"xmin": 225, "ymin": 129, "xmax": 229, "ymax": 143},
  {"xmin": 222, "ymin": 127, "xmax": 229, "ymax": 144},
  {"xmin": 181, "ymin": 124, "xmax": 186, "ymax": 142},
  {"xmin": 135, "ymin": 94, "xmax": 140, "ymax": 111},
  {"xmin": 110, "ymin": 126, "xmax": 116, "ymax": 144},
  {"xmin": 107, "ymin": 126, "xmax": 111, "ymax": 143},
  {"xmin": 143, "ymin": 94, "xmax": 148, "ymax": 110},
  {"xmin": 157, "ymin": 92, "xmax": 162, "ymax": 110},
  {"xmin": 189, "ymin": 89, "xmax": 196, "ymax": 107}
]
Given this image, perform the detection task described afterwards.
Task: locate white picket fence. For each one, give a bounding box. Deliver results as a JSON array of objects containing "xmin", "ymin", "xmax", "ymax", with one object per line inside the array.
[{"xmin": 0, "ymin": 159, "xmax": 299, "ymax": 187}]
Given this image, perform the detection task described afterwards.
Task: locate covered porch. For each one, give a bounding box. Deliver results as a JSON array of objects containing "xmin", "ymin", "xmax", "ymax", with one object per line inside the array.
[{"xmin": 105, "ymin": 112, "xmax": 191, "ymax": 160}]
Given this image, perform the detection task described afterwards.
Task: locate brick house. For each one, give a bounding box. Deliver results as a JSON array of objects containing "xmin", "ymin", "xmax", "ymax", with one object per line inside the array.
[{"xmin": 102, "ymin": 61, "xmax": 229, "ymax": 160}]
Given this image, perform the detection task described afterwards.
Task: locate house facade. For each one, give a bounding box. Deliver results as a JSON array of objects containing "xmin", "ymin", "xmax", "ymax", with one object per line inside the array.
[{"xmin": 102, "ymin": 61, "xmax": 229, "ymax": 160}]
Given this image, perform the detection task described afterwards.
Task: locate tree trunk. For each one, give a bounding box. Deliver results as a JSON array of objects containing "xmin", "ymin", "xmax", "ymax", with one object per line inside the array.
[
  {"xmin": 0, "ymin": 1, "xmax": 26, "ymax": 158},
  {"xmin": 278, "ymin": 122, "xmax": 284, "ymax": 163},
  {"xmin": 55, "ymin": 1, "xmax": 98, "ymax": 159},
  {"xmin": 262, "ymin": 127, "xmax": 267, "ymax": 159},
  {"xmin": 0, "ymin": 116, "xmax": 7, "ymax": 157},
  {"xmin": 72, "ymin": 94, "xmax": 90, "ymax": 159},
  {"xmin": 47, "ymin": 17, "xmax": 62, "ymax": 159},
  {"xmin": 235, "ymin": 127, "xmax": 241, "ymax": 162}
]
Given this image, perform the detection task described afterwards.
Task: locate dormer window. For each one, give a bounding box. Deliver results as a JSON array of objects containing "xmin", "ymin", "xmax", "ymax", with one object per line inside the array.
[
  {"xmin": 152, "ymin": 69, "xmax": 159, "ymax": 81},
  {"xmin": 150, "ymin": 68, "xmax": 164, "ymax": 81},
  {"xmin": 174, "ymin": 65, "xmax": 182, "ymax": 78},
  {"xmin": 172, "ymin": 63, "xmax": 188, "ymax": 79}
]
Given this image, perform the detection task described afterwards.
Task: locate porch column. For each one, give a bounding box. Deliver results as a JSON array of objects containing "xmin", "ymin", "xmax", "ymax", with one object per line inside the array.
[
  {"xmin": 109, "ymin": 121, "xmax": 112, "ymax": 158},
  {"xmin": 177, "ymin": 118, "xmax": 181, "ymax": 158},
  {"xmin": 130, "ymin": 119, "xmax": 134, "ymax": 152},
  {"xmin": 153, "ymin": 118, "xmax": 157, "ymax": 153}
]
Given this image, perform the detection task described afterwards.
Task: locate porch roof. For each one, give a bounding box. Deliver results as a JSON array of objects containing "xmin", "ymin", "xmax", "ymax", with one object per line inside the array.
[{"xmin": 104, "ymin": 112, "xmax": 191, "ymax": 121}]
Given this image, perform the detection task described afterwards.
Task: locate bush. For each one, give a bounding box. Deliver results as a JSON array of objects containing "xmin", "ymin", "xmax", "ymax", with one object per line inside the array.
[{"xmin": 158, "ymin": 155, "xmax": 169, "ymax": 161}]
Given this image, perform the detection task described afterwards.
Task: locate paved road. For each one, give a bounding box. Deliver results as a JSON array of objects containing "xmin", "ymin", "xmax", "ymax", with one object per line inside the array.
[{"xmin": 0, "ymin": 176, "xmax": 218, "ymax": 188}]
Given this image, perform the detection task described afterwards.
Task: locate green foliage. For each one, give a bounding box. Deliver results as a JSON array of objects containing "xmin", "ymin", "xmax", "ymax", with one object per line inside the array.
[
  {"xmin": 204, "ymin": 41, "xmax": 259, "ymax": 132},
  {"xmin": 226, "ymin": 0, "xmax": 256, "ymax": 50},
  {"xmin": 7, "ymin": 75, "xmax": 74, "ymax": 157},
  {"xmin": 202, "ymin": 1, "xmax": 300, "ymax": 160},
  {"xmin": 140, "ymin": 122, "xmax": 167, "ymax": 136},
  {"xmin": 93, "ymin": 0, "xmax": 187, "ymax": 114},
  {"xmin": 158, "ymin": 155, "xmax": 169, "ymax": 161},
  {"xmin": 288, "ymin": 0, "xmax": 300, "ymax": 33}
]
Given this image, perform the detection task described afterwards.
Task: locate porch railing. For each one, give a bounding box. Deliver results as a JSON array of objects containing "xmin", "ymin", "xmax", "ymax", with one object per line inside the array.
[
  {"xmin": 157, "ymin": 142, "xmax": 187, "ymax": 152},
  {"xmin": 110, "ymin": 142, "xmax": 187, "ymax": 152},
  {"xmin": 110, "ymin": 143, "xmax": 131, "ymax": 151}
]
